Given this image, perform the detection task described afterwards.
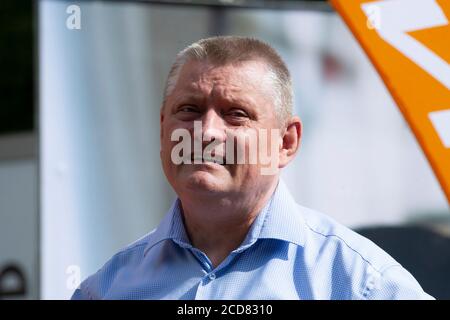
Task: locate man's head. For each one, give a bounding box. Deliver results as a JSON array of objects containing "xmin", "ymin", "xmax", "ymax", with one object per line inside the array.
[
  {"xmin": 163, "ymin": 36, "xmax": 293, "ymax": 125},
  {"xmin": 160, "ymin": 36, "xmax": 302, "ymax": 201}
]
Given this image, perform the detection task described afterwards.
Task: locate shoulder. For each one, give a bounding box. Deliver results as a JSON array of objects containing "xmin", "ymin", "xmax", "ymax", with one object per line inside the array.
[
  {"xmin": 71, "ymin": 230, "xmax": 156, "ymax": 300},
  {"xmin": 296, "ymin": 204, "xmax": 432, "ymax": 299},
  {"xmin": 299, "ymin": 205, "xmax": 397, "ymax": 271}
]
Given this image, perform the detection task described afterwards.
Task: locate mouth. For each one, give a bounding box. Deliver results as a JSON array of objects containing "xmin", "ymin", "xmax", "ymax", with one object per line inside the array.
[{"xmin": 191, "ymin": 154, "xmax": 226, "ymax": 166}]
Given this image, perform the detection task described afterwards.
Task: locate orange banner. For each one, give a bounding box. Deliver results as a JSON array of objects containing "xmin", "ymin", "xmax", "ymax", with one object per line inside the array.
[{"xmin": 330, "ymin": 0, "xmax": 450, "ymax": 203}]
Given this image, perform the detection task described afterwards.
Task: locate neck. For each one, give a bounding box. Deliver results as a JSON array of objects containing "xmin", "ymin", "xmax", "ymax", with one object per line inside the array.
[{"xmin": 179, "ymin": 179, "xmax": 278, "ymax": 268}]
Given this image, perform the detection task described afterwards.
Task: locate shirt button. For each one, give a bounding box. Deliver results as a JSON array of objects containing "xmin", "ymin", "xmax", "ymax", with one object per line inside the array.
[{"xmin": 208, "ymin": 273, "xmax": 216, "ymax": 280}]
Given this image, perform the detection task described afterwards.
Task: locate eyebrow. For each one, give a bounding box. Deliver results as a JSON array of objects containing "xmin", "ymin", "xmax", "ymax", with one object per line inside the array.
[
  {"xmin": 170, "ymin": 94, "xmax": 204, "ymax": 108},
  {"xmin": 172, "ymin": 83, "xmax": 258, "ymax": 110}
]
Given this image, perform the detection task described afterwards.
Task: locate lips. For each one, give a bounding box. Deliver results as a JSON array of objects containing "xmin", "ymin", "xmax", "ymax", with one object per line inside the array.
[{"xmin": 191, "ymin": 154, "xmax": 226, "ymax": 165}]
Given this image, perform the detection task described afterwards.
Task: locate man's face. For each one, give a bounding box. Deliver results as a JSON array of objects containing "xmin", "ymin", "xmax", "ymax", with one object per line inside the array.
[{"xmin": 160, "ymin": 59, "xmax": 282, "ymax": 197}]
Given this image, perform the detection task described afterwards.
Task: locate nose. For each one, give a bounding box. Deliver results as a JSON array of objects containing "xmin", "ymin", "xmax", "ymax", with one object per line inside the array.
[{"xmin": 201, "ymin": 108, "xmax": 227, "ymax": 144}]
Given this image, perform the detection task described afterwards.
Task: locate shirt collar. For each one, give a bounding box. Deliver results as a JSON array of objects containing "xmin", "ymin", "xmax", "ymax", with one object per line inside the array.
[
  {"xmin": 144, "ymin": 178, "xmax": 305, "ymax": 256},
  {"xmin": 257, "ymin": 179, "xmax": 306, "ymax": 247},
  {"xmin": 143, "ymin": 199, "xmax": 190, "ymax": 256}
]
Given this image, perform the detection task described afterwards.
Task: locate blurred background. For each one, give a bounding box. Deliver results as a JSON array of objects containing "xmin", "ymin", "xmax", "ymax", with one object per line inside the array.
[{"xmin": 0, "ymin": 0, "xmax": 449, "ymax": 300}]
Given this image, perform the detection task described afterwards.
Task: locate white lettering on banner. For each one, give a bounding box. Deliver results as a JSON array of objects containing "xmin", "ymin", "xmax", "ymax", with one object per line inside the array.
[
  {"xmin": 429, "ymin": 109, "xmax": 450, "ymax": 148},
  {"xmin": 361, "ymin": 0, "xmax": 450, "ymax": 89},
  {"xmin": 365, "ymin": 5, "xmax": 381, "ymax": 30}
]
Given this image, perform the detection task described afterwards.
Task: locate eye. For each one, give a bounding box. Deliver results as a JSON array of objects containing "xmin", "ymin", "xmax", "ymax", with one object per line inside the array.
[
  {"xmin": 178, "ymin": 105, "xmax": 199, "ymax": 113},
  {"xmin": 226, "ymin": 108, "xmax": 249, "ymax": 118}
]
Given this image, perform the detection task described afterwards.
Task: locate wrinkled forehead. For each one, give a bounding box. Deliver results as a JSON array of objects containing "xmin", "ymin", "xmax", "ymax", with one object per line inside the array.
[{"xmin": 173, "ymin": 59, "xmax": 275, "ymax": 98}]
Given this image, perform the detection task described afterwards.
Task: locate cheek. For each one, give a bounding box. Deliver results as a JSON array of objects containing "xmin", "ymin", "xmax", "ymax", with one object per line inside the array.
[
  {"xmin": 160, "ymin": 137, "xmax": 171, "ymax": 156},
  {"xmin": 161, "ymin": 124, "xmax": 179, "ymax": 147},
  {"xmin": 160, "ymin": 137, "xmax": 178, "ymax": 169}
]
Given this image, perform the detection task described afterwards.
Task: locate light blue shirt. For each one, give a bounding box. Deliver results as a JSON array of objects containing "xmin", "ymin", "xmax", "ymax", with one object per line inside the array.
[{"xmin": 71, "ymin": 179, "xmax": 433, "ymax": 300}]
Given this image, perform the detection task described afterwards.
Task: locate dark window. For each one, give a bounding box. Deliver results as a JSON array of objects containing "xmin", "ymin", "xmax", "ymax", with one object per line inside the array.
[{"xmin": 0, "ymin": 0, "xmax": 34, "ymax": 135}]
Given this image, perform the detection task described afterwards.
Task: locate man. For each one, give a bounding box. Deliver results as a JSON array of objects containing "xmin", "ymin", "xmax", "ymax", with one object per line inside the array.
[{"xmin": 72, "ymin": 36, "xmax": 433, "ymax": 300}]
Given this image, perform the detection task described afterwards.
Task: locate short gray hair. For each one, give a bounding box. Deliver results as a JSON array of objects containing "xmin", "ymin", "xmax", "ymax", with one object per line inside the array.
[{"xmin": 162, "ymin": 36, "xmax": 293, "ymax": 125}]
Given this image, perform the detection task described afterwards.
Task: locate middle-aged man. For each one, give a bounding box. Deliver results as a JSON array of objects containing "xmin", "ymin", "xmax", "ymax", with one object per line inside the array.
[{"xmin": 72, "ymin": 36, "xmax": 433, "ymax": 300}]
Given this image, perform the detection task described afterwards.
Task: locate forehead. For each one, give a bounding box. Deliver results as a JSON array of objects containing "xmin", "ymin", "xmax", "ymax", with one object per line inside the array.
[{"xmin": 173, "ymin": 59, "xmax": 273, "ymax": 99}]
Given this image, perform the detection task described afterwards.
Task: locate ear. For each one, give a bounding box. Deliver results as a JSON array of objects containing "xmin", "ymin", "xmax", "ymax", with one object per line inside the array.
[{"xmin": 279, "ymin": 116, "xmax": 302, "ymax": 169}]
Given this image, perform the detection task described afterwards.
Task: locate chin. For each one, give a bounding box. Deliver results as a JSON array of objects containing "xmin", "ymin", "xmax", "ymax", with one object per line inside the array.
[{"xmin": 183, "ymin": 170, "xmax": 229, "ymax": 193}]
